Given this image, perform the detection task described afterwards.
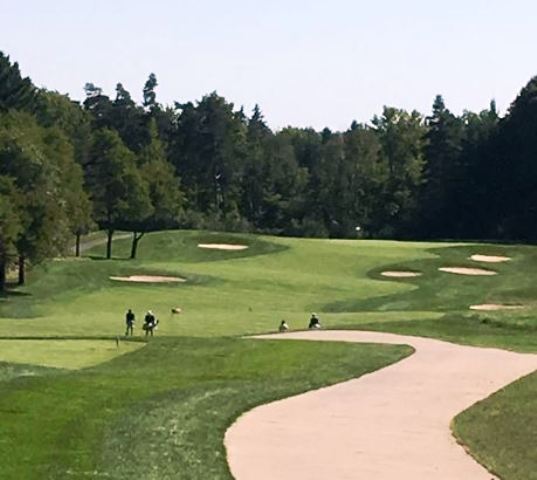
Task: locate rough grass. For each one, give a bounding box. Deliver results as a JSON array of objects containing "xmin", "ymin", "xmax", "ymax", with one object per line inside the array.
[{"xmin": 453, "ymin": 371, "xmax": 537, "ymax": 480}]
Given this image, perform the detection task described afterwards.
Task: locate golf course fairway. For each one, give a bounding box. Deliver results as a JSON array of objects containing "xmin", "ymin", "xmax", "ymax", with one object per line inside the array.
[{"xmin": 0, "ymin": 230, "xmax": 536, "ymax": 479}]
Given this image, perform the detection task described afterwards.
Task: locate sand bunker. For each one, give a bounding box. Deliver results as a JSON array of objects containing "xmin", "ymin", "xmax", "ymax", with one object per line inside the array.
[
  {"xmin": 381, "ymin": 271, "xmax": 422, "ymax": 278},
  {"xmin": 197, "ymin": 243, "xmax": 249, "ymax": 251},
  {"xmin": 470, "ymin": 254, "xmax": 511, "ymax": 263},
  {"xmin": 109, "ymin": 275, "xmax": 186, "ymax": 283},
  {"xmin": 226, "ymin": 331, "xmax": 537, "ymax": 480},
  {"xmin": 439, "ymin": 267, "xmax": 497, "ymax": 276},
  {"xmin": 469, "ymin": 304, "xmax": 523, "ymax": 311}
]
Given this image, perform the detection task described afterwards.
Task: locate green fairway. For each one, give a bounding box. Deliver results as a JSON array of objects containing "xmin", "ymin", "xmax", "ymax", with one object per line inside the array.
[
  {"xmin": 1, "ymin": 230, "xmax": 536, "ymax": 479},
  {"xmin": 0, "ymin": 230, "xmax": 445, "ymax": 338},
  {"xmin": 0, "ymin": 339, "xmax": 144, "ymax": 369}
]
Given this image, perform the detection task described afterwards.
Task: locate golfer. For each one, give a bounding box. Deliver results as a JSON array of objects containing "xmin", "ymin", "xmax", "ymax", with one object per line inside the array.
[
  {"xmin": 125, "ymin": 309, "xmax": 135, "ymax": 336},
  {"xmin": 143, "ymin": 310, "xmax": 158, "ymax": 337},
  {"xmin": 308, "ymin": 313, "xmax": 321, "ymax": 329}
]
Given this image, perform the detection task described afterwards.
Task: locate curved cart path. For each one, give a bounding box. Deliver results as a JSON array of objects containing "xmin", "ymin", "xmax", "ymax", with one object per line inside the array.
[{"xmin": 225, "ymin": 331, "xmax": 537, "ymax": 480}]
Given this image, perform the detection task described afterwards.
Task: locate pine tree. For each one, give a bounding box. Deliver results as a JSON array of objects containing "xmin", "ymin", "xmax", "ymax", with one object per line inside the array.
[
  {"xmin": 0, "ymin": 52, "xmax": 36, "ymax": 112},
  {"xmin": 86, "ymin": 129, "xmax": 153, "ymax": 259}
]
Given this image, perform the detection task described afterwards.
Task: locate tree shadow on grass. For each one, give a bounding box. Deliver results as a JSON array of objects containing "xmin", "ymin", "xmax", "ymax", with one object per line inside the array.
[
  {"xmin": 0, "ymin": 288, "xmax": 32, "ymax": 300},
  {"xmin": 86, "ymin": 255, "xmax": 131, "ymax": 261}
]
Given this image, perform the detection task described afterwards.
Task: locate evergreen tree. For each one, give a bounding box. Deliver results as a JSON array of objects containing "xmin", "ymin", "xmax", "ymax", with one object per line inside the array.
[
  {"xmin": 83, "ymin": 83, "xmax": 114, "ymax": 131},
  {"xmin": 343, "ymin": 124, "xmax": 385, "ymax": 236},
  {"xmin": 172, "ymin": 93, "xmax": 247, "ymax": 217},
  {"xmin": 42, "ymin": 127, "xmax": 94, "ymax": 257},
  {"xmin": 143, "ymin": 73, "xmax": 158, "ymax": 110},
  {"xmin": 35, "ymin": 90, "xmax": 93, "ymax": 167},
  {"xmin": 240, "ymin": 105, "xmax": 273, "ymax": 226},
  {"xmin": 0, "ymin": 112, "xmax": 74, "ymax": 284},
  {"xmin": 0, "ymin": 52, "xmax": 36, "ymax": 112},
  {"xmin": 0, "ymin": 176, "xmax": 22, "ymax": 291},
  {"xmin": 487, "ymin": 78, "xmax": 537, "ymax": 240},
  {"xmin": 111, "ymin": 83, "xmax": 148, "ymax": 152},
  {"xmin": 128, "ymin": 120, "xmax": 184, "ymax": 259},
  {"xmin": 86, "ymin": 129, "xmax": 153, "ymax": 259},
  {"xmin": 373, "ymin": 107, "xmax": 426, "ymax": 236},
  {"xmin": 419, "ymin": 96, "xmax": 464, "ymax": 238},
  {"xmin": 261, "ymin": 133, "xmax": 308, "ymax": 234},
  {"xmin": 448, "ymin": 103, "xmax": 499, "ymax": 238}
]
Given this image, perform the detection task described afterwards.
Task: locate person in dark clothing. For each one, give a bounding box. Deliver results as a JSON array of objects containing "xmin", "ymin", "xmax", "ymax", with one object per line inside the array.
[
  {"xmin": 143, "ymin": 310, "xmax": 158, "ymax": 336},
  {"xmin": 125, "ymin": 309, "xmax": 135, "ymax": 336},
  {"xmin": 308, "ymin": 313, "xmax": 321, "ymax": 329}
]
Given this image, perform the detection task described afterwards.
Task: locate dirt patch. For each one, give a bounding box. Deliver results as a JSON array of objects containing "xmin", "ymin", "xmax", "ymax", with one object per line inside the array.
[
  {"xmin": 469, "ymin": 304, "xmax": 524, "ymax": 311},
  {"xmin": 381, "ymin": 271, "xmax": 422, "ymax": 278},
  {"xmin": 470, "ymin": 254, "xmax": 511, "ymax": 263},
  {"xmin": 109, "ymin": 275, "xmax": 186, "ymax": 283},
  {"xmin": 197, "ymin": 243, "xmax": 249, "ymax": 251},
  {"xmin": 439, "ymin": 267, "xmax": 497, "ymax": 276}
]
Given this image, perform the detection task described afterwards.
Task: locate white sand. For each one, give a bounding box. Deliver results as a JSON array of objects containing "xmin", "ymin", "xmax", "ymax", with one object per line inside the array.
[
  {"xmin": 109, "ymin": 275, "xmax": 186, "ymax": 283},
  {"xmin": 470, "ymin": 254, "xmax": 511, "ymax": 263},
  {"xmin": 226, "ymin": 330, "xmax": 537, "ymax": 480},
  {"xmin": 381, "ymin": 271, "xmax": 422, "ymax": 278},
  {"xmin": 470, "ymin": 304, "xmax": 524, "ymax": 311},
  {"xmin": 439, "ymin": 267, "xmax": 497, "ymax": 276},
  {"xmin": 197, "ymin": 243, "xmax": 249, "ymax": 250}
]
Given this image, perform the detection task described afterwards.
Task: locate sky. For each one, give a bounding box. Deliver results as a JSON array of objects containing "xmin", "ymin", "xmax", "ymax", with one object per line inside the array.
[{"xmin": 2, "ymin": 0, "xmax": 536, "ymax": 130}]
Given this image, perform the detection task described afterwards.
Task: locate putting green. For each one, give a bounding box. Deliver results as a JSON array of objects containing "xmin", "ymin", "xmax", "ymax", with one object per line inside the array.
[{"xmin": 0, "ymin": 339, "xmax": 144, "ymax": 369}]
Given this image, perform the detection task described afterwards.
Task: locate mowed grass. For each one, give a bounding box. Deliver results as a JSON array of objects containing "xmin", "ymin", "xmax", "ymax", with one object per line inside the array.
[
  {"xmin": 0, "ymin": 230, "xmax": 441, "ymax": 337},
  {"xmin": 0, "ymin": 339, "xmax": 144, "ymax": 369},
  {"xmin": 453, "ymin": 371, "xmax": 537, "ymax": 480},
  {"xmin": 0, "ymin": 336, "xmax": 411, "ymax": 480},
  {"xmin": 1, "ymin": 230, "xmax": 537, "ymax": 479}
]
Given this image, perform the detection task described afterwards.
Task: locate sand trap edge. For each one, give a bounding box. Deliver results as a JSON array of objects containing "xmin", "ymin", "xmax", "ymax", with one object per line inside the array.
[
  {"xmin": 469, "ymin": 304, "xmax": 524, "ymax": 311},
  {"xmin": 470, "ymin": 254, "xmax": 511, "ymax": 263},
  {"xmin": 381, "ymin": 271, "xmax": 423, "ymax": 278},
  {"xmin": 439, "ymin": 267, "xmax": 497, "ymax": 276},
  {"xmin": 109, "ymin": 275, "xmax": 186, "ymax": 283},
  {"xmin": 197, "ymin": 243, "xmax": 249, "ymax": 251}
]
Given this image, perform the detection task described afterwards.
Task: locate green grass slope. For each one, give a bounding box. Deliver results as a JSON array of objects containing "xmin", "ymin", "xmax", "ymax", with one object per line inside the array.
[
  {"xmin": 0, "ymin": 337, "xmax": 410, "ymax": 480},
  {"xmin": 0, "ymin": 231, "xmax": 443, "ymax": 337}
]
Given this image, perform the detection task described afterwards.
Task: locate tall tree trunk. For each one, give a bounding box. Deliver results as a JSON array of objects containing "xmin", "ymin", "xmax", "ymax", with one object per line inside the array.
[
  {"xmin": 130, "ymin": 232, "xmax": 145, "ymax": 259},
  {"xmin": 0, "ymin": 258, "xmax": 5, "ymax": 293},
  {"xmin": 106, "ymin": 229, "xmax": 114, "ymax": 260},
  {"xmin": 18, "ymin": 255, "xmax": 25, "ymax": 286},
  {"xmin": 75, "ymin": 233, "xmax": 81, "ymax": 257}
]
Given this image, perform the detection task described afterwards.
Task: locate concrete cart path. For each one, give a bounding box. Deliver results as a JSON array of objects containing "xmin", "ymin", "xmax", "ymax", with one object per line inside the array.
[{"xmin": 225, "ymin": 330, "xmax": 537, "ymax": 480}]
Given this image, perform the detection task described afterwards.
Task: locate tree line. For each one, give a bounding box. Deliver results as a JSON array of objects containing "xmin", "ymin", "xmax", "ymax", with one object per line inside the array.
[{"xmin": 1, "ymin": 49, "xmax": 537, "ymax": 291}]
